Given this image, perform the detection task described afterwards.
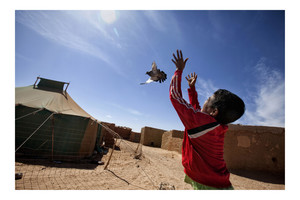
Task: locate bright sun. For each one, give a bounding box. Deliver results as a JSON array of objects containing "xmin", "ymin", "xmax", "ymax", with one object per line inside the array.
[{"xmin": 100, "ymin": 10, "xmax": 117, "ymax": 24}]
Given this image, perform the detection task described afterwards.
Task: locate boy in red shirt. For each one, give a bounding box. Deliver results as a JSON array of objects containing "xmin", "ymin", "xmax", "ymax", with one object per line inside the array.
[{"xmin": 170, "ymin": 50, "xmax": 245, "ymax": 190}]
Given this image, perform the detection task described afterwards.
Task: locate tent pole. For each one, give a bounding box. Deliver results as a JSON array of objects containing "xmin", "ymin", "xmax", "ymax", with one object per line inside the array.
[
  {"xmin": 51, "ymin": 115, "xmax": 55, "ymax": 161},
  {"xmin": 33, "ymin": 76, "xmax": 40, "ymax": 88},
  {"xmin": 104, "ymin": 138, "xmax": 116, "ymax": 170}
]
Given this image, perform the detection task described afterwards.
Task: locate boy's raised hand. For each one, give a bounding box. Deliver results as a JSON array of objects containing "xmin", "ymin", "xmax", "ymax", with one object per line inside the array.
[
  {"xmin": 185, "ymin": 72, "xmax": 198, "ymax": 88},
  {"xmin": 172, "ymin": 49, "xmax": 189, "ymax": 71}
]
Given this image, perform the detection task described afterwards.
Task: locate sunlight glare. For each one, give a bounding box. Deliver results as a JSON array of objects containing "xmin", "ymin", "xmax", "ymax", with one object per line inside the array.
[{"xmin": 100, "ymin": 10, "xmax": 117, "ymax": 24}]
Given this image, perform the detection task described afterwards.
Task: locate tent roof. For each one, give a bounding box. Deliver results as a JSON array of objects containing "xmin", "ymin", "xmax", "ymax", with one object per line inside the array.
[{"xmin": 15, "ymin": 85, "xmax": 96, "ymax": 120}]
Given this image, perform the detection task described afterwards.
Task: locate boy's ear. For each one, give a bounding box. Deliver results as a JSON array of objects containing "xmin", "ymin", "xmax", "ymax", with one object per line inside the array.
[{"xmin": 210, "ymin": 108, "xmax": 218, "ymax": 117}]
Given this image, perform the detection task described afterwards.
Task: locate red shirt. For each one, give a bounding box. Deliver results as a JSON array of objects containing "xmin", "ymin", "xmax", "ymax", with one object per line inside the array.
[{"xmin": 169, "ymin": 69, "xmax": 231, "ymax": 188}]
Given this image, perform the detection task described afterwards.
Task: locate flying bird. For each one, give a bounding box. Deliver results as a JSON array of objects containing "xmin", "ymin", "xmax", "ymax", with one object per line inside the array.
[{"xmin": 140, "ymin": 61, "xmax": 167, "ymax": 85}]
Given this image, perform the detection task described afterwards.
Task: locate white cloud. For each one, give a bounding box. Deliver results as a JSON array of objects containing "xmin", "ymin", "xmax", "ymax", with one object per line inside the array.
[
  {"xmin": 105, "ymin": 114, "xmax": 112, "ymax": 119},
  {"xmin": 191, "ymin": 58, "xmax": 285, "ymax": 128},
  {"xmin": 144, "ymin": 11, "xmax": 178, "ymax": 33},
  {"xmin": 241, "ymin": 58, "xmax": 285, "ymax": 127},
  {"xmin": 15, "ymin": 11, "xmax": 124, "ymax": 73},
  {"xmin": 109, "ymin": 102, "xmax": 143, "ymax": 116},
  {"xmin": 180, "ymin": 76, "xmax": 218, "ymax": 105},
  {"xmin": 196, "ymin": 77, "xmax": 218, "ymax": 100}
]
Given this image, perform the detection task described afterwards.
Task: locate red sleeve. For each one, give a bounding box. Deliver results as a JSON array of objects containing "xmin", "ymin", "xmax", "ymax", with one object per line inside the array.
[
  {"xmin": 188, "ymin": 86, "xmax": 201, "ymax": 110},
  {"xmin": 169, "ymin": 70, "xmax": 215, "ymax": 130}
]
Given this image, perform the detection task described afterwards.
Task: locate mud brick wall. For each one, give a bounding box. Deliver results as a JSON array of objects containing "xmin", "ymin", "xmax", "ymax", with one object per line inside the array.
[
  {"xmin": 161, "ymin": 130, "xmax": 184, "ymax": 153},
  {"xmin": 129, "ymin": 131, "xmax": 141, "ymax": 143},
  {"xmin": 99, "ymin": 122, "xmax": 115, "ymax": 147},
  {"xmin": 140, "ymin": 126, "xmax": 167, "ymax": 147},
  {"xmin": 224, "ymin": 124, "xmax": 285, "ymax": 174},
  {"xmin": 114, "ymin": 126, "xmax": 132, "ymax": 140},
  {"xmin": 160, "ymin": 124, "xmax": 284, "ymax": 174}
]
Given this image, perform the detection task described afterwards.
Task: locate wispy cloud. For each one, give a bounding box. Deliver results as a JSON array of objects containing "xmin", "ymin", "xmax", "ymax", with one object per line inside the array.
[
  {"xmin": 108, "ymin": 102, "xmax": 143, "ymax": 116},
  {"xmin": 15, "ymin": 53, "xmax": 33, "ymax": 63},
  {"xmin": 192, "ymin": 59, "xmax": 285, "ymax": 128},
  {"xmin": 105, "ymin": 114, "xmax": 112, "ymax": 119},
  {"xmin": 15, "ymin": 11, "xmax": 124, "ymax": 73},
  {"xmin": 196, "ymin": 77, "xmax": 218, "ymax": 102},
  {"xmin": 143, "ymin": 11, "xmax": 180, "ymax": 34},
  {"xmin": 181, "ymin": 76, "xmax": 219, "ymax": 105},
  {"xmin": 242, "ymin": 58, "xmax": 285, "ymax": 127}
]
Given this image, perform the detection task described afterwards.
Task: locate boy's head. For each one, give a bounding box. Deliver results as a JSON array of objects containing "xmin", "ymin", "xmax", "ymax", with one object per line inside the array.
[{"xmin": 201, "ymin": 89, "xmax": 245, "ymax": 124}]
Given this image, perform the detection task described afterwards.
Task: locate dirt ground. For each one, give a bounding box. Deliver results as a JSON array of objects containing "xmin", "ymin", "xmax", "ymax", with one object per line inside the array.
[{"xmin": 15, "ymin": 140, "xmax": 284, "ymax": 190}]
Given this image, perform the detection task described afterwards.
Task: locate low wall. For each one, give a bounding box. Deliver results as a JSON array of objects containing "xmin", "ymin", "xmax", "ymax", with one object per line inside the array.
[
  {"xmin": 100, "ymin": 122, "xmax": 140, "ymax": 147},
  {"xmin": 160, "ymin": 124, "xmax": 285, "ymax": 174},
  {"xmin": 161, "ymin": 130, "xmax": 184, "ymax": 153},
  {"xmin": 99, "ymin": 122, "xmax": 115, "ymax": 147},
  {"xmin": 114, "ymin": 126, "xmax": 132, "ymax": 140},
  {"xmin": 140, "ymin": 126, "xmax": 167, "ymax": 147},
  {"xmin": 224, "ymin": 124, "xmax": 284, "ymax": 174},
  {"xmin": 129, "ymin": 131, "xmax": 141, "ymax": 143}
]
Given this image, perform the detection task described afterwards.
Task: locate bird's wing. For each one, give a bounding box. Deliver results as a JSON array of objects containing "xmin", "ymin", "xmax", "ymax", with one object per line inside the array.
[
  {"xmin": 156, "ymin": 71, "xmax": 167, "ymax": 82},
  {"xmin": 151, "ymin": 61, "xmax": 158, "ymax": 73}
]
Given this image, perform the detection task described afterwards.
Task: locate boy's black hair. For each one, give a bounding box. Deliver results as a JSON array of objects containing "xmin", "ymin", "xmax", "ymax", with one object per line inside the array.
[{"xmin": 210, "ymin": 89, "xmax": 245, "ymax": 124}]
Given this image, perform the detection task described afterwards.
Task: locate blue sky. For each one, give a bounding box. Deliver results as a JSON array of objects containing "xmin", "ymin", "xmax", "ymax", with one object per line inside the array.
[{"xmin": 15, "ymin": 10, "xmax": 285, "ymax": 132}]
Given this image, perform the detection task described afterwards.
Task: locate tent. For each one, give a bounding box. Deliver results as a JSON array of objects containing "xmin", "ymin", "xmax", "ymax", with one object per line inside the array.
[{"xmin": 15, "ymin": 77, "xmax": 101, "ymax": 160}]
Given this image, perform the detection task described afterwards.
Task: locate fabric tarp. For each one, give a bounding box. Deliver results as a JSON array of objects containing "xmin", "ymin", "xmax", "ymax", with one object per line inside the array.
[
  {"xmin": 15, "ymin": 83, "xmax": 100, "ymax": 160},
  {"xmin": 15, "ymin": 86, "xmax": 95, "ymax": 120},
  {"xmin": 15, "ymin": 105, "xmax": 100, "ymax": 159}
]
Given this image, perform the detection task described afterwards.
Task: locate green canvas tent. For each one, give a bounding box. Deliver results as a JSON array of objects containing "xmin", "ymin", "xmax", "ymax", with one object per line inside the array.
[{"xmin": 15, "ymin": 77, "xmax": 101, "ymax": 160}]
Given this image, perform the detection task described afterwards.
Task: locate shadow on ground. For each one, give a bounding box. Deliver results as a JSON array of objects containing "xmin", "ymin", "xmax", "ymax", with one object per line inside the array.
[
  {"xmin": 15, "ymin": 156, "xmax": 102, "ymax": 170},
  {"xmin": 230, "ymin": 169, "xmax": 285, "ymax": 184}
]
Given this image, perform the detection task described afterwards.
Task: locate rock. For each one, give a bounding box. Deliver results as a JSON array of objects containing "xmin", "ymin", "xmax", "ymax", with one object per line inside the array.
[{"xmin": 159, "ymin": 182, "xmax": 175, "ymax": 190}]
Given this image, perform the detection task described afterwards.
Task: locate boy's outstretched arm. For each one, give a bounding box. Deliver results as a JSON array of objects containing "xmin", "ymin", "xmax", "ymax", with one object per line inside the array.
[
  {"xmin": 186, "ymin": 73, "xmax": 201, "ymax": 110},
  {"xmin": 170, "ymin": 50, "xmax": 203, "ymax": 129}
]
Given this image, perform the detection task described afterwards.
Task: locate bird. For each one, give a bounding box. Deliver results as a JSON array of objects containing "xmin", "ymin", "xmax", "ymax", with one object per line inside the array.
[{"xmin": 140, "ymin": 61, "xmax": 167, "ymax": 85}]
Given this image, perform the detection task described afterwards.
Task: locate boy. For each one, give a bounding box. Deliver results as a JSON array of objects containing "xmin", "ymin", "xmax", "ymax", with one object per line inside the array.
[{"xmin": 170, "ymin": 50, "xmax": 245, "ymax": 190}]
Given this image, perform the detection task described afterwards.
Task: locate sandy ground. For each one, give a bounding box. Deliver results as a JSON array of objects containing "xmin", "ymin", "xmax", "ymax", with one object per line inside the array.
[{"xmin": 15, "ymin": 140, "xmax": 284, "ymax": 190}]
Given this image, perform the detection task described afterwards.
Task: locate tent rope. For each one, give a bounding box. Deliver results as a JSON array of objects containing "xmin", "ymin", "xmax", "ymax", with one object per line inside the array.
[
  {"xmin": 15, "ymin": 113, "xmax": 54, "ymax": 153},
  {"xmin": 15, "ymin": 108, "xmax": 44, "ymax": 121},
  {"xmin": 99, "ymin": 123, "xmax": 158, "ymax": 189}
]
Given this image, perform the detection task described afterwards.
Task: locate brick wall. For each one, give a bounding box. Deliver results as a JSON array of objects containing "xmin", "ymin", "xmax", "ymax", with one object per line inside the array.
[
  {"xmin": 99, "ymin": 122, "xmax": 115, "ymax": 147},
  {"xmin": 114, "ymin": 126, "xmax": 132, "ymax": 140},
  {"xmin": 160, "ymin": 124, "xmax": 285, "ymax": 174},
  {"xmin": 140, "ymin": 126, "xmax": 167, "ymax": 147},
  {"xmin": 224, "ymin": 124, "xmax": 284, "ymax": 174},
  {"xmin": 161, "ymin": 130, "xmax": 183, "ymax": 153},
  {"xmin": 129, "ymin": 131, "xmax": 141, "ymax": 143}
]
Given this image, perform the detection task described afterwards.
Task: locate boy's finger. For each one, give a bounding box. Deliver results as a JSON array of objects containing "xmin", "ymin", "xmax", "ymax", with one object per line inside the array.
[
  {"xmin": 172, "ymin": 59, "xmax": 176, "ymax": 65},
  {"xmin": 173, "ymin": 54, "xmax": 178, "ymax": 61},
  {"xmin": 177, "ymin": 50, "xmax": 180, "ymax": 59},
  {"xmin": 180, "ymin": 50, "xmax": 183, "ymax": 59},
  {"xmin": 184, "ymin": 58, "xmax": 189, "ymax": 64}
]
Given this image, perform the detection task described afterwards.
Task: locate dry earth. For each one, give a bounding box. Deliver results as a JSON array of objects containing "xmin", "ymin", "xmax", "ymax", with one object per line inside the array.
[{"xmin": 15, "ymin": 140, "xmax": 284, "ymax": 190}]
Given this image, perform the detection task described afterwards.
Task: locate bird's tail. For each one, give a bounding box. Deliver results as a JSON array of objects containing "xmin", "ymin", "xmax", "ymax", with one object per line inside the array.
[{"xmin": 140, "ymin": 79, "xmax": 153, "ymax": 85}]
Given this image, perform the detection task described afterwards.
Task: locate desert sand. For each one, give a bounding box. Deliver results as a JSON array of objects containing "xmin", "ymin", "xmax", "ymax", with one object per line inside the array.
[{"xmin": 15, "ymin": 140, "xmax": 284, "ymax": 190}]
